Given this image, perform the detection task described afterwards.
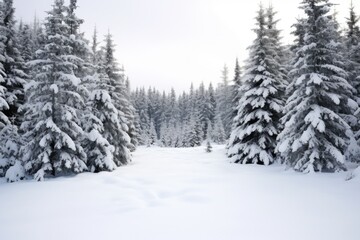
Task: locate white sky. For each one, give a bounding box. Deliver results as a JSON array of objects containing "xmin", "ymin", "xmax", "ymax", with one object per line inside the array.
[{"xmin": 14, "ymin": 0, "xmax": 360, "ymax": 92}]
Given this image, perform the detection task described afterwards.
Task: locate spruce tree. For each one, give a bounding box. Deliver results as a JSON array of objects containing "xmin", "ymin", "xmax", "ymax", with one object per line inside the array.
[
  {"xmin": 227, "ymin": 5, "xmax": 284, "ymax": 165},
  {"xmin": 344, "ymin": 2, "xmax": 360, "ymax": 103},
  {"xmin": 277, "ymin": 0, "xmax": 354, "ymax": 172},
  {"xmin": 21, "ymin": 0, "xmax": 87, "ymax": 181},
  {"xmin": 81, "ymin": 28, "xmax": 119, "ymax": 173},
  {"xmin": 102, "ymin": 32, "xmax": 131, "ymax": 165},
  {"xmin": 231, "ymin": 58, "xmax": 241, "ymax": 123},
  {"xmin": 1, "ymin": 0, "xmax": 27, "ymax": 125}
]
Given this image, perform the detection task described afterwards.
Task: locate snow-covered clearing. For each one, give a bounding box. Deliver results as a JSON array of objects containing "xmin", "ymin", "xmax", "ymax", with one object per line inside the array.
[{"xmin": 1, "ymin": 145, "xmax": 359, "ymax": 240}]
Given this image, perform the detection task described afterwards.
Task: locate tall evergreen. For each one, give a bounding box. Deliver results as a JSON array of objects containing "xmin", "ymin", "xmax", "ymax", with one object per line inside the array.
[
  {"xmin": 231, "ymin": 58, "xmax": 241, "ymax": 124},
  {"xmin": 21, "ymin": 0, "xmax": 87, "ymax": 181},
  {"xmin": 277, "ymin": 0, "xmax": 354, "ymax": 172},
  {"xmin": 216, "ymin": 65, "xmax": 233, "ymax": 137},
  {"xmin": 81, "ymin": 28, "xmax": 118, "ymax": 172},
  {"xmin": 102, "ymin": 32, "xmax": 131, "ymax": 165},
  {"xmin": 345, "ymin": 1, "xmax": 360, "ymax": 100},
  {"xmin": 227, "ymin": 5, "xmax": 284, "ymax": 165},
  {"xmin": 1, "ymin": 0, "xmax": 27, "ymax": 125}
]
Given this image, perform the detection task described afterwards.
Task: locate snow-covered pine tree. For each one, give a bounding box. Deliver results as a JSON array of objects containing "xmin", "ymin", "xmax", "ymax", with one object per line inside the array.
[
  {"xmin": 216, "ymin": 65, "xmax": 233, "ymax": 138},
  {"xmin": 213, "ymin": 113, "xmax": 226, "ymax": 144},
  {"xmin": 136, "ymin": 87, "xmax": 150, "ymax": 145},
  {"xmin": 205, "ymin": 140, "xmax": 212, "ymax": 153},
  {"xmin": 80, "ymin": 28, "xmax": 118, "ymax": 173},
  {"xmin": 345, "ymin": 2, "xmax": 360, "ymax": 101},
  {"xmin": 125, "ymin": 78, "xmax": 139, "ymax": 151},
  {"xmin": 21, "ymin": 0, "xmax": 87, "ymax": 181},
  {"xmin": 198, "ymin": 82, "xmax": 208, "ymax": 138},
  {"xmin": 17, "ymin": 23, "xmax": 35, "ymax": 64},
  {"xmin": 231, "ymin": 58, "xmax": 241, "ymax": 124},
  {"xmin": 277, "ymin": 0, "xmax": 355, "ymax": 172},
  {"xmin": 184, "ymin": 111, "xmax": 202, "ymax": 147},
  {"xmin": 227, "ymin": 5, "xmax": 284, "ymax": 165},
  {"xmin": 207, "ymin": 82, "xmax": 216, "ymax": 126},
  {"xmin": 102, "ymin": 32, "xmax": 131, "ymax": 165},
  {"xmin": 266, "ymin": 4, "xmax": 287, "ymax": 96},
  {"xmin": 1, "ymin": 0, "xmax": 28, "ymax": 125},
  {"xmin": 148, "ymin": 119, "xmax": 157, "ymax": 146}
]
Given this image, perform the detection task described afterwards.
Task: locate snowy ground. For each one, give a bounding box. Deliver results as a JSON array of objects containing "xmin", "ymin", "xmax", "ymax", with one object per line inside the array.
[{"xmin": 1, "ymin": 145, "xmax": 359, "ymax": 240}]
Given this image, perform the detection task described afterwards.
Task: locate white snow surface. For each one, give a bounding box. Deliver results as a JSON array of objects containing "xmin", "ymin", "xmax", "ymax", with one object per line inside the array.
[{"xmin": 0, "ymin": 145, "xmax": 359, "ymax": 240}]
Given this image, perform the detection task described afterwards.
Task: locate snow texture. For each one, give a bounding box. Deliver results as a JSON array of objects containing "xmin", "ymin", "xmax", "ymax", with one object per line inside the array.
[{"xmin": 0, "ymin": 146, "xmax": 359, "ymax": 240}]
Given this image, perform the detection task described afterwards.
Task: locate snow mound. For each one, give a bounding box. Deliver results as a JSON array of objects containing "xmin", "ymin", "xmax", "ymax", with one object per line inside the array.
[{"xmin": 5, "ymin": 161, "xmax": 25, "ymax": 183}]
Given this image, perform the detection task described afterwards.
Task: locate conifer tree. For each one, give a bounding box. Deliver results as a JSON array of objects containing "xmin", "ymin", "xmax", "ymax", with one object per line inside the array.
[
  {"xmin": 21, "ymin": 0, "xmax": 87, "ymax": 181},
  {"xmin": 277, "ymin": 0, "xmax": 354, "ymax": 172},
  {"xmin": 1, "ymin": 0, "xmax": 27, "ymax": 125},
  {"xmin": 213, "ymin": 114, "xmax": 226, "ymax": 144},
  {"xmin": 216, "ymin": 65, "xmax": 233, "ymax": 137},
  {"xmin": 81, "ymin": 28, "xmax": 118, "ymax": 172},
  {"xmin": 227, "ymin": 5, "xmax": 284, "ymax": 165},
  {"xmin": 345, "ymin": 2, "xmax": 360, "ymax": 101},
  {"xmin": 102, "ymin": 32, "xmax": 131, "ymax": 165},
  {"xmin": 231, "ymin": 58, "xmax": 241, "ymax": 123}
]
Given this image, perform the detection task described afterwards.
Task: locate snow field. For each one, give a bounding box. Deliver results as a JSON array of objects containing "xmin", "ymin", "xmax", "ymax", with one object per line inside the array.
[{"xmin": 1, "ymin": 145, "xmax": 359, "ymax": 240}]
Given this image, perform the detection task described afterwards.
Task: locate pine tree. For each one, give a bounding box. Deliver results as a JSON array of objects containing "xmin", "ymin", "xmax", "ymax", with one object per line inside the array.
[
  {"xmin": 21, "ymin": 0, "xmax": 87, "ymax": 181},
  {"xmin": 148, "ymin": 119, "xmax": 157, "ymax": 146},
  {"xmin": 216, "ymin": 65, "xmax": 233, "ymax": 137},
  {"xmin": 227, "ymin": 5, "xmax": 284, "ymax": 165},
  {"xmin": 184, "ymin": 111, "xmax": 202, "ymax": 147},
  {"xmin": 1, "ymin": 0, "xmax": 27, "ymax": 125},
  {"xmin": 205, "ymin": 140, "xmax": 212, "ymax": 153},
  {"xmin": 277, "ymin": 0, "xmax": 354, "ymax": 172},
  {"xmin": 102, "ymin": 32, "xmax": 131, "ymax": 165},
  {"xmin": 344, "ymin": 2, "xmax": 360, "ymax": 103},
  {"xmin": 231, "ymin": 58, "xmax": 241, "ymax": 124},
  {"xmin": 125, "ymin": 78, "xmax": 139, "ymax": 151},
  {"xmin": 213, "ymin": 114, "xmax": 226, "ymax": 144},
  {"xmin": 207, "ymin": 82, "xmax": 216, "ymax": 126},
  {"xmin": 17, "ymin": 23, "xmax": 35, "ymax": 64},
  {"xmin": 81, "ymin": 28, "xmax": 118, "ymax": 173}
]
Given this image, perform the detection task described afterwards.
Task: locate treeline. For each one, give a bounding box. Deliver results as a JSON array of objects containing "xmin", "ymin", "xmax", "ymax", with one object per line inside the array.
[
  {"xmin": 228, "ymin": 1, "xmax": 360, "ymax": 173},
  {"xmin": 131, "ymin": 64, "xmax": 238, "ymax": 148},
  {"xmin": 0, "ymin": 0, "xmax": 137, "ymax": 182}
]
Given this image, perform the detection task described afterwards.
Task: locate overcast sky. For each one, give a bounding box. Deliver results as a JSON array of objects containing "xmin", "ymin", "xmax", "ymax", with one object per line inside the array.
[{"xmin": 14, "ymin": 0, "xmax": 360, "ymax": 92}]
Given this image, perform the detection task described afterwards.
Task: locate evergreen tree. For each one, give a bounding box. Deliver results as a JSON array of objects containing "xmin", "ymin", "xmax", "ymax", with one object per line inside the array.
[
  {"xmin": 216, "ymin": 65, "xmax": 233, "ymax": 137},
  {"xmin": 227, "ymin": 5, "xmax": 284, "ymax": 165},
  {"xmin": 17, "ymin": 23, "xmax": 35, "ymax": 64},
  {"xmin": 213, "ymin": 114, "xmax": 226, "ymax": 144},
  {"xmin": 20, "ymin": 0, "xmax": 87, "ymax": 181},
  {"xmin": 102, "ymin": 32, "xmax": 131, "ymax": 165},
  {"xmin": 277, "ymin": 0, "xmax": 354, "ymax": 172},
  {"xmin": 207, "ymin": 82, "xmax": 216, "ymax": 126},
  {"xmin": 148, "ymin": 119, "xmax": 157, "ymax": 146},
  {"xmin": 81, "ymin": 28, "xmax": 118, "ymax": 173},
  {"xmin": 231, "ymin": 58, "xmax": 241, "ymax": 124},
  {"xmin": 1, "ymin": 0, "xmax": 27, "ymax": 125},
  {"xmin": 345, "ymin": 2, "xmax": 360, "ymax": 103}
]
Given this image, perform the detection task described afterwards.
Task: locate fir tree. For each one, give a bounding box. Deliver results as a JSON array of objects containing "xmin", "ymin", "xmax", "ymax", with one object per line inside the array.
[
  {"xmin": 1, "ymin": 0, "xmax": 27, "ymax": 125},
  {"xmin": 21, "ymin": 0, "xmax": 87, "ymax": 181},
  {"xmin": 345, "ymin": 2, "xmax": 360, "ymax": 102},
  {"xmin": 227, "ymin": 5, "xmax": 284, "ymax": 165},
  {"xmin": 277, "ymin": 0, "xmax": 354, "ymax": 172},
  {"xmin": 81, "ymin": 28, "xmax": 118, "ymax": 173},
  {"xmin": 231, "ymin": 58, "xmax": 241, "ymax": 124},
  {"xmin": 102, "ymin": 32, "xmax": 131, "ymax": 165}
]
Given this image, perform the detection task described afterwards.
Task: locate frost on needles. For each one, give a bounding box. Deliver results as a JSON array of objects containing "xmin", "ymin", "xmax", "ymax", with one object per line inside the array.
[
  {"xmin": 227, "ymin": 4, "xmax": 286, "ymax": 166},
  {"xmin": 276, "ymin": 0, "xmax": 357, "ymax": 173}
]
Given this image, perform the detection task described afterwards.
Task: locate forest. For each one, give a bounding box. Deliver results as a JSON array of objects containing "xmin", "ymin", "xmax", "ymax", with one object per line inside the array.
[{"xmin": 0, "ymin": 0, "xmax": 360, "ymax": 183}]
